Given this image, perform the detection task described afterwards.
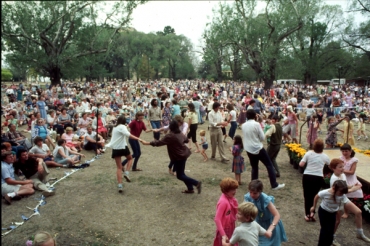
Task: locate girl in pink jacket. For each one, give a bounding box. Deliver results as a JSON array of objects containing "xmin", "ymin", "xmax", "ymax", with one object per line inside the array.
[{"xmin": 214, "ymin": 178, "xmax": 239, "ymax": 246}]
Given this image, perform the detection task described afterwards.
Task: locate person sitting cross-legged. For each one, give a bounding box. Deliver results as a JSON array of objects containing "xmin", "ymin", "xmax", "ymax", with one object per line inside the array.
[
  {"xmin": 28, "ymin": 137, "xmax": 67, "ymax": 168},
  {"xmin": 83, "ymin": 126, "xmax": 105, "ymax": 155},
  {"xmin": 14, "ymin": 149, "xmax": 55, "ymax": 197},
  {"xmin": 1, "ymin": 151, "xmax": 34, "ymax": 205}
]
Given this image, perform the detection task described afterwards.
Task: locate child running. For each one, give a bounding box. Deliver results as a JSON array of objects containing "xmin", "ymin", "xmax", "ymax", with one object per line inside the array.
[
  {"xmin": 244, "ymin": 180, "xmax": 287, "ymax": 246},
  {"xmin": 222, "ymin": 202, "xmax": 272, "ymax": 246},
  {"xmin": 229, "ymin": 135, "xmax": 245, "ymax": 185},
  {"xmin": 329, "ymin": 158, "xmax": 370, "ymax": 244},
  {"xmin": 199, "ymin": 130, "xmax": 208, "ymax": 162},
  {"xmin": 311, "ymin": 180, "xmax": 349, "ymax": 246}
]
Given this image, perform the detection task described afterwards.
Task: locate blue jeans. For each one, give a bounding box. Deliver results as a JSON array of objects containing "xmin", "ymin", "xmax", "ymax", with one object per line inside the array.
[
  {"xmin": 168, "ymin": 161, "xmax": 176, "ymax": 172},
  {"xmin": 246, "ymin": 148, "xmax": 278, "ymax": 188},
  {"xmin": 174, "ymin": 159, "xmax": 199, "ymax": 191},
  {"xmin": 228, "ymin": 121, "xmax": 237, "ymax": 139},
  {"xmin": 151, "ymin": 121, "xmax": 161, "ymax": 140},
  {"xmin": 122, "ymin": 139, "xmax": 141, "ymax": 170}
]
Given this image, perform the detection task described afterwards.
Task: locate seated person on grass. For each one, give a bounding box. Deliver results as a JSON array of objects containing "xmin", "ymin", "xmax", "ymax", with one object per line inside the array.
[
  {"xmin": 29, "ymin": 136, "xmax": 68, "ymax": 168},
  {"xmin": 83, "ymin": 126, "xmax": 105, "ymax": 155},
  {"xmin": 7, "ymin": 123, "xmax": 33, "ymax": 150},
  {"xmin": 1, "ymin": 151, "xmax": 34, "ymax": 205},
  {"xmin": 53, "ymin": 139, "xmax": 84, "ymax": 167},
  {"xmin": 14, "ymin": 149, "xmax": 55, "ymax": 197}
]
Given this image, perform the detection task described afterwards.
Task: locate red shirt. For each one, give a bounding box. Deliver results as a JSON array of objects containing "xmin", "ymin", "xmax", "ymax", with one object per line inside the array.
[{"xmin": 129, "ymin": 120, "xmax": 146, "ymax": 137}]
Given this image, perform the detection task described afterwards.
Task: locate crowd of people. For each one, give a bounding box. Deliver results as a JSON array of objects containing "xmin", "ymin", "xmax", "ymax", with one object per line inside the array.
[{"xmin": 2, "ymin": 79, "xmax": 370, "ymax": 245}]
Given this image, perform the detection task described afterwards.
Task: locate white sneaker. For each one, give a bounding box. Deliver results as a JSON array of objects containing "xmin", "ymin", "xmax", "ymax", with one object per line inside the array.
[
  {"xmin": 332, "ymin": 238, "xmax": 341, "ymax": 246},
  {"xmin": 272, "ymin": 183, "xmax": 285, "ymax": 190},
  {"xmin": 45, "ymin": 182, "xmax": 51, "ymax": 188},
  {"xmin": 42, "ymin": 190, "xmax": 55, "ymax": 197},
  {"xmin": 357, "ymin": 233, "xmax": 370, "ymax": 242},
  {"xmin": 357, "ymin": 136, "xmax": 361, "ymax": 140},
  {"xmin": 365, "ymin": 136, "xmax": 368, "ymax": 140}
]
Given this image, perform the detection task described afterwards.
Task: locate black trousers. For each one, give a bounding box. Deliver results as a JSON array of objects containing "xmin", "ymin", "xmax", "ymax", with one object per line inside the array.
[
  {"xmin": 318, "ymin": 206, "xmax": 336, "ymax": 246},
  {"xmin": 302, "ymin": 174, "xmax": 323, "ymax": 216}
]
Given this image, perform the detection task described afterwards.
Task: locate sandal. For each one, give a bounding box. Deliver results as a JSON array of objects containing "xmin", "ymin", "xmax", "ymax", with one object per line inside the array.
[
  {"xmin": 304, "ymin": 215, "xmax": 311, "ymax": 222},
  {"xmin": 132, "ymin": 168, "xmax": 142, "ymax": 171},
  {"xmin": 181, "ymin": 190, "xmax": 194, "ymax": 194},
  {"xmin": 309, "ymin": 212, "xmax": 316, "ymax": 222}
]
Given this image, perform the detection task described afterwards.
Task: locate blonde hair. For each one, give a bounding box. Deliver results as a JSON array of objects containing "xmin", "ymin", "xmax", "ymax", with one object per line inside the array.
[
  {"xmin": 199, "ymin": 130, "xmax": 206, "ymax": 136},
  {"xmin": 65, "ymin": 127, "xmax": 73, "ymax": 132},
  {"xmin": 34, "ymin": 231, "xmax": 56, "ymax": 246},
  {"xmin": 238, "ymin": 202, "xmax": 258, "ymax": 221}
]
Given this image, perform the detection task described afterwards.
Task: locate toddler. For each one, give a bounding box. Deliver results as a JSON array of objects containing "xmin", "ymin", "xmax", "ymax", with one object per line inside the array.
[
  {"xmin": 222, "ymin": 202, "xmax": 272, "ymax": 246},
  {"xmin": 199, "ymin": 130, "xmax": 208, "ymax": 162},
  {"xmin": 26, "ymin": 231, "xmax": 56, "ymax": 246}
]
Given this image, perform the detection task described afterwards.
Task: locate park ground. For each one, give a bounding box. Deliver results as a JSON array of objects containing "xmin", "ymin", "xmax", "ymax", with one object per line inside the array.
[{"xmin": 1, "ymin": 122, "xmax": 370, "ymax": 245}]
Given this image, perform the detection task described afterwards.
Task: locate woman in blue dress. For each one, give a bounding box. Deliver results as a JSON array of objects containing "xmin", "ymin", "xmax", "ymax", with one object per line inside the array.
[
  {"xmin": 244, "ymin": 179, "xmax": 287, "ymax": 246},
  {"xmin": 36, "ymin": 96, "xmax": 47, "ymax": 120}
]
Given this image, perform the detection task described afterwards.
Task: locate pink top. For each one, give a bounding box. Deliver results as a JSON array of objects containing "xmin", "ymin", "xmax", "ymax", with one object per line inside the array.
[
  {"xmin": 288, "ymin": 112, "xmax": 296, "ymax": 125},
  {"xmin": 63, "ymin": 133, "xmax": 73, "ymax": 143},
  {"xmin": 340, "ymin": 156, "xmax": 363, "ymax": 198},
  {"xmin": 214, "ymin": 193, "xmax": 238, "ymax": 236}
]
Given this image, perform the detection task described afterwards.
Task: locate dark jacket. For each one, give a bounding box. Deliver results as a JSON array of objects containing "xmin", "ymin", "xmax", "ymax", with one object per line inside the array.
[{"xmin": 150, "ymin": 132, "xmax": 191, "ymax": 161}]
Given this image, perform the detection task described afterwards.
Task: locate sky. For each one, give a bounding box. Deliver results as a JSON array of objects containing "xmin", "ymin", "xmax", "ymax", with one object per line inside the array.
[{"xmin": 129, "ymin": 0, "xmax": 360, "ymax": 56}]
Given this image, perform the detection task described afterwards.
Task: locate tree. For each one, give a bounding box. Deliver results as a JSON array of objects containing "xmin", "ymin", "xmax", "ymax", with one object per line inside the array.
[
  {"xmin": 1, "ymin": 68, "xmax": 13, "ymax": 81},
  {"xmin": 2, "ymin": 1, "xmax": 146, "ymax": 86},
  {"xmin": 286, "ymin": 3, "xmax": 344, "ymax": 84},
  {"xmin": 342, "ymin": 0, "xmax": 370, "ymax": 59}
]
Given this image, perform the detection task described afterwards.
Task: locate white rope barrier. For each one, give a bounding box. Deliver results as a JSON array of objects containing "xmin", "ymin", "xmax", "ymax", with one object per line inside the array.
[{"xmin": 1, "ymin": 156, "xmax": 98, "ymax": 237}]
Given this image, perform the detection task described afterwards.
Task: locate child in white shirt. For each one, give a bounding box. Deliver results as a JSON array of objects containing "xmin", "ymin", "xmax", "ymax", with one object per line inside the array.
[{"xmin": 222, "ymin": 202, "xmax": 271, "ymax": 246}]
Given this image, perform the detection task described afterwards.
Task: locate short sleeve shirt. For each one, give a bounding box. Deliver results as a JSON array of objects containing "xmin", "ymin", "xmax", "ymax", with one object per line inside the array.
[
  {"xmin": 229, "ymin": 221, "xmax": 266, "ymax": 246},
  {"xmin": 302, "ymin": 151, "xmax": 330, "ymax": 177},
  {"xmin": 1, "ymin": 161, "xmax": 15, "ymax": 185},
  {"xmin": 29, "ymin": 144, "xmax": 50, "ymax": 155}
]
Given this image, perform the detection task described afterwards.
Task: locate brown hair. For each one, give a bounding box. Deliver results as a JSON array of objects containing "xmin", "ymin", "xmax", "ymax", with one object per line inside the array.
[
  {"xmin": 329, "ymin": 158, "xmax": 344, "ymax": 171},
  {"xmin": 248, "ymin": 179, "xmax": 264, "ymax": 193},
  {"xmin": 219, "ymin": 177, "xmax": 239, "ymax": 193},
  {"xmin": 313, "ymin": 139, "xmax": 324, "ymax": 153},
  {"xmin": 135, "ymin": 111, "xmax": 144, "ymax": 120}
]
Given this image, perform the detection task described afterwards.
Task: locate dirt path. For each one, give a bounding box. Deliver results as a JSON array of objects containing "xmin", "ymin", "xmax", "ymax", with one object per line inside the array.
[{"xmin": 2, "ymin": 122, "xmax": 369, "ymax": 245}]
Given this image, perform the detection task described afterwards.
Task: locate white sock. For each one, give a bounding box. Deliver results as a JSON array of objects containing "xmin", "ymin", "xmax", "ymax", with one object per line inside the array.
[
  {"xmin": 118, "ymin": 183, "xmax": 122, "ymax": 188},
  {"xmin": 7, "ymin": 192, "xmax": 16, "ymax": 198},
  {"xmin": 125, "ymin": 171, "xmax": 129, "ymax": 176},
  {"xmin": 357, "ymin": 228, "xmax": 364, "ymax": 235}
]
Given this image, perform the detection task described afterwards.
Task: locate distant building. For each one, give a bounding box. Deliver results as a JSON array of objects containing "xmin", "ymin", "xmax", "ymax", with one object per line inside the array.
[{"xmin": 346, "ymin": 76, "xmax": 370, "ymax": 86}]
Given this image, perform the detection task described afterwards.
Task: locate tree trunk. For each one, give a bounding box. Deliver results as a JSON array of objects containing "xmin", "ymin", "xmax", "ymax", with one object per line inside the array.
[
  {"xmin": 304, "ymin": 71, "xmax": 312, "ymax": 85},
  {"xmin": 48, "ymin": 66, "xmax": 62, "ymax": 86},
  {"xmin": 171, "ymin": 64, "xmax": 176, "ymax": 80},
  {"xmin": 215, "ymin": 60, "xmax": 223, "ymax": 82}
]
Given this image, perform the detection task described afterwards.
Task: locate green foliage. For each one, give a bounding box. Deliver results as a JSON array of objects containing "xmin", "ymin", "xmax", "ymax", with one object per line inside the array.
[
  {"xmin": 2, "ymin": 1, "xmax": 146, "ymax": 85},
  {"xmin": 1, "ymin": 68, "xmax": 13, "ymax": 81}
]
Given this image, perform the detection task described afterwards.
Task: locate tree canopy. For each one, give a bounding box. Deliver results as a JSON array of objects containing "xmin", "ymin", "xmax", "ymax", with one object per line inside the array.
[{"xmin": 2, "ymin": 1, "xmax": 146, "ymax": 85}]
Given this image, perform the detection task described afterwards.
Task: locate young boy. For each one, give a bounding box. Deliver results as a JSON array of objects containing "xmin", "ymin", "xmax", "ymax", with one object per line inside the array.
[{"xmin": 222, "ymin": 202, "xmax": 272, "ymax": 246}]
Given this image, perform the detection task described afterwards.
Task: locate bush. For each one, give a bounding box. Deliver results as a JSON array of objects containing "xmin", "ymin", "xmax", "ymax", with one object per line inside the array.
[{"xmin": 1, "ymin": 69, "xmax": 13, "ymax": 81}]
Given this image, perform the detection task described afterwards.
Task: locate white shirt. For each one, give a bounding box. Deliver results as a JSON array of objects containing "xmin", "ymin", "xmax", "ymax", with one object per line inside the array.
[
  {"xmin": 229, "ymin": 221, "xmax": 266, "ymax": 246},
  {"xmin": 29, "ymin": 144, "xmax": 50, "ymax": 155},
  {"xmin": 229, "ymin": 110, "xmax": 237, "ymax": 121},
  {"xmin": 301, "ymin": 151, "xmax": 330, "ymax": 177},
  {"xmin": 105, "ymin": 124, "xmax": 131, "ymax": 149},
  {"xmin": 319, "ymin": 189, "xmax": 349, "ymax": 213},
  {"xmin": 330, "ymin": 173, "xmax": 347, "ymax": 187},
  {"xmin": 208, "ymin": 110, "xmax": 223, "ymax": 128},
  {"xmin": 242, "ymin": 120, "xmax": 264, "ymax": 154}
]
